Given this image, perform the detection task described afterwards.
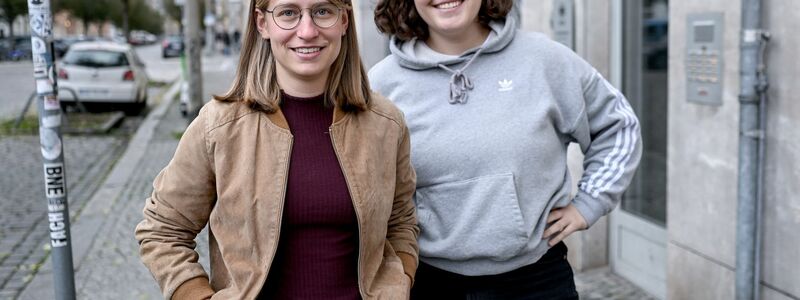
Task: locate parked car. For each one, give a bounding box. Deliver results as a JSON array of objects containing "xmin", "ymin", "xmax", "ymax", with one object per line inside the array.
[
  {"xmin": 3, "ymin": 36, "xmax": 32, "ymax": 61},
  {"xmin": 129, "ymin": 30, "xmax": 157, "ymax": 45},
  {"xmin": 58, "ymin": 41, "xmax": 149, "ymax": 114},
  {"xmin": 0, "ymin": 39, "xmax": 11, "ymax": 61},
  {"xmin": 161, "ymin": 35, "xmax": 184, "ymax": 58},
  {"xmin": 54, "ymin": 36, "xmax": 85, "ymax": 58}
]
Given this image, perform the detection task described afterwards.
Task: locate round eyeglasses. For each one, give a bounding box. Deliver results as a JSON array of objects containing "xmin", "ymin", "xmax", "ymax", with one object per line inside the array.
[{"xmin": 263, "ymin": 3, "xmax": 343, "ymax": 30}]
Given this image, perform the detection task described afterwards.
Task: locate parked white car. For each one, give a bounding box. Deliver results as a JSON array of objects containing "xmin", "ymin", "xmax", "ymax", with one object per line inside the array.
[{"xmin": 58, "ymin": 41, "xmax": 149, "ymax": 114}]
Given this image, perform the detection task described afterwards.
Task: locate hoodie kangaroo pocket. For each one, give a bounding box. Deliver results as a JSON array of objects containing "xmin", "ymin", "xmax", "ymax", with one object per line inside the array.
[{"xmin": 415, "ymin": 173, "xmax": 529, "ymax": 261}]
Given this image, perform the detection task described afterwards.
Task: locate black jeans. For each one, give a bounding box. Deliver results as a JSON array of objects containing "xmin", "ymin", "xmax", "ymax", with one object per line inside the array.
[{"xmin": 411, "ymin": 242, "xmax": 579, "ymax": 300}]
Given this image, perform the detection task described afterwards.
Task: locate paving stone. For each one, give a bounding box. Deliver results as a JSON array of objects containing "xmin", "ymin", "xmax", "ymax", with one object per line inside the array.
[
  {"xmin": 0, "ymin": 125, "xmax": 130, "ymax": 296},
  {"xmin": 575, "ymin": 267, "xmax": 657, "ymax": 300}
]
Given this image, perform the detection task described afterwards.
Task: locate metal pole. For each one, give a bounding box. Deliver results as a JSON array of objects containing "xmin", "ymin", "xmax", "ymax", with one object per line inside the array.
[
  {"xmin": 186, "ymin": 0, "xmax": 204, "ymax": 119},
  {"xmin": 736, "ymin": 0, "xmax": 763, "ymax": 299},
  {"xmin": 25, "ymin": 0, "xmax": 76, "ymax": 299},
  {"xmin": 205, "ymin": 0, "xmax": 215, "ymax": 56}
]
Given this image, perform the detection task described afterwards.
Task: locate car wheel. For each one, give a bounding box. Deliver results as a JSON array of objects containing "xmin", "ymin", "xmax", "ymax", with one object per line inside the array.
[
  {"xmin": 123, "ymin": 91, "xmax": 147, "ymax": 116},
  {"xmin": 124, "ymin": 100, "xmax": 146, "ymax": 116}
]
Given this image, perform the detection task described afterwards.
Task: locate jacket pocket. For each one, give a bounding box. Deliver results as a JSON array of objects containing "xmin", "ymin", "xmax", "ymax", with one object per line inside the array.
[
  {"xmin": 368, "ymin": 245, "xmax": 411, "ymax": 300},
  {"xmin": 415, "ymin": 173, "xmax": 529, "ymax": 261}
]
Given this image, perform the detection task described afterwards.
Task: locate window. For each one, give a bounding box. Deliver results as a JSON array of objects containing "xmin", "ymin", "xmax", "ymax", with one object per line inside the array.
[{"xmin": 63, "ymin": 50, "xmax": 129, "ymax": 68}]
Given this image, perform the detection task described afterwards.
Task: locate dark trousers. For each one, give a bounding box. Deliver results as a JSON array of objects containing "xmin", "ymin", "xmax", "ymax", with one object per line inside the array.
[{"xmin": 411, "ymin": 242, "xmax": 579, "ymax": 300}]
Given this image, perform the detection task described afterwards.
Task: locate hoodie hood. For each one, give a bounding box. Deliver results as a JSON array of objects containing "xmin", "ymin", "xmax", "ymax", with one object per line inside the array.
[
  {"xmin": 388, "ymin": 9, "xmax": 518, "ymax": 70},
  {"xmin": 386, "ymin": 6, "xmax": 519, "ymax": 104}
]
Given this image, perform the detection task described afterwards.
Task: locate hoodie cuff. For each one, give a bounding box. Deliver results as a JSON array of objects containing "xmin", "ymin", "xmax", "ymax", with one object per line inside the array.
[
  {"xmin": 172, "ymin": 276, "xmax": 215, "ymax": 300},
  {"xmin": 571, "ymin": 191, "xmax": 606, "ymax": 228}
]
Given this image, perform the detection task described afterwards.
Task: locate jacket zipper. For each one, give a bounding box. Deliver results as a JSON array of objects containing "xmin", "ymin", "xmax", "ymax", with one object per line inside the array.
[
  {"xmin": 252, "ymin": 135, "xmax": 293, "ymax": 299},
  {"xmin": 330, "ymin": 126, "xmax": 366, "ymax": 299}
]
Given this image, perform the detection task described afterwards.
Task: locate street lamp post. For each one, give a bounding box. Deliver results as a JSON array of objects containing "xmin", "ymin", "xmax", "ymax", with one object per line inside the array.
[
  {"xmin": 25, "ymin": 0, "xmax": 76, "ymax": 299},
  {"xmin": 205, "ymin": 0, "xmax": 216, "ymax": 55}
]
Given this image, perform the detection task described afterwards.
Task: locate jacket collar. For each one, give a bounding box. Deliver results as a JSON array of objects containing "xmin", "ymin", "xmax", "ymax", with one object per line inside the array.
[{"xmin": 265, "ymin": 105, "xmax": 348, "ymax": 131}]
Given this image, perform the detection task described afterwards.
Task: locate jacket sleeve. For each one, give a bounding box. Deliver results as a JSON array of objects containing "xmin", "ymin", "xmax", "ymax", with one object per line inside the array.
[
  {"xmin": 134, "ymin": 106, "xmax": 217, "ymax": 299},
  {"xmin": 570, "ymin": 70, "xmax": 642, "ymax": 227},
  {"xmin": 387, "ymin": 114, "xmax": 420, "ymax": 282}
]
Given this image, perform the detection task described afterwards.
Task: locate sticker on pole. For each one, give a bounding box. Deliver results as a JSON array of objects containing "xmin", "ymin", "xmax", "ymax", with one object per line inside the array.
[
  {"xmin": 29, "ymin": 12, "xmax": 52, "ymax": 37},
  {"xmin": 42, "ymin": 115, "xmax": 61, "ymax": 128},
  {"xmin": 27, "ymin": 0, "xmax": 49, "ymax": 15},
  {"xmin": 31, "ymin": 37, "xmax": 47, "ymax": 55},
  {"xmin": 43, "ymin": 162, "xmax": 68, "ymax": 248},
  {"xmin": 44, "ymin": 94, "xmax": 60, "ymax": 110},
  {"xmin": 43, "ymin": 163, "xmax": 65, "ymax": 199},
  {"xmin": 40, "ymin": 127, "xmax": 62, "ymax": 160},
  {"xmin": 33, "ymin": 54, "xmax": 47, "ymax": 78},
  {"xmin": 36, "ymin": 78, "xmax": 53, "ymax": 94}
]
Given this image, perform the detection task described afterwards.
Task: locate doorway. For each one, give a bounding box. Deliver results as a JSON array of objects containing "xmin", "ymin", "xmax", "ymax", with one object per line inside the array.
[{"xmin": 609, "ymin": 0, "xmax": 669, "ymax": 298}]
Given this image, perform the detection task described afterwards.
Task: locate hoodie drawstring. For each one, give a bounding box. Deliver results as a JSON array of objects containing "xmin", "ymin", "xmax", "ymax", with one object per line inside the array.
[{"xmin": 438, "ymin": 48, "xmax": 484, "ymax": 105}]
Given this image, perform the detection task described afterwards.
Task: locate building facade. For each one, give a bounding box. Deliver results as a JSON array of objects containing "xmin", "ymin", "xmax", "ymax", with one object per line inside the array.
[{"xmin": 355, "ymin": 0, "xmax": 799, "ymax": 299}]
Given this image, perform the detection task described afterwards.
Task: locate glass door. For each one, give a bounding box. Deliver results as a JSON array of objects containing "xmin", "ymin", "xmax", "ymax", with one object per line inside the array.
[{"xmin": 609, "ymin": 0, "xmax": 669, "ymax": 298}]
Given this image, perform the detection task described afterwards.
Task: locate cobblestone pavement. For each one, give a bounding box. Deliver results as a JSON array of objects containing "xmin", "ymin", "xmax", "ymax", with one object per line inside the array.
[
  {"xmin": 576, "ymin": 267, "xmax": 658, "ymax": 299},
  {"xmin": 73, "ymin": 92, "xmax": 209, "ymax": 299},
  {"xmin": 0, "ymin": 135, "xmax": 127, "ymax": 299}
]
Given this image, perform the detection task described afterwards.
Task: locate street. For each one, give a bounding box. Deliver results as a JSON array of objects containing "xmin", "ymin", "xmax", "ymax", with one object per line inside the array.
[{"xmin": 0, "ymin": 61, "xmax": 35, "ymax": 121}]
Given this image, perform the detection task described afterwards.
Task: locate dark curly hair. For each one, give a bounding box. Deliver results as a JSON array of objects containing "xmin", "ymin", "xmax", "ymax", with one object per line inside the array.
[{"xmin": 374, "ymin": 0, "xmax": 513, "ymax": 41}]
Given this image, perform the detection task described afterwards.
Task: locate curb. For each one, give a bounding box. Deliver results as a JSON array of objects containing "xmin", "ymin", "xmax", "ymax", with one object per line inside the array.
[{"xmin": 18, "ymin": 78, "xmax": 183, "ymax": 300}]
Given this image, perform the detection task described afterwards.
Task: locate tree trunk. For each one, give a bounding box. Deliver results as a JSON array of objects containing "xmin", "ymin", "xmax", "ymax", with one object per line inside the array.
[{"xmin": 122, "ymin": 0, "xmax": 130, "ymax": 42}]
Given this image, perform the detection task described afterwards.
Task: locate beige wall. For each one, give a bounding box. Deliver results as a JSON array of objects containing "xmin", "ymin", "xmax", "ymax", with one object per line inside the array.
[
  {"xmin": 353, "ymin": 0, "xmax": 388, "ymax": 69},
  {"xmin": 668, "ymin": 0, "xmax": 800, "ymax": 298}
]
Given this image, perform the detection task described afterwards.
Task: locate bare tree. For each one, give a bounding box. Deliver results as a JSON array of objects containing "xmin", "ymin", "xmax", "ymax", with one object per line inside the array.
[{"xmin": 0, "ymin": 0, "xmax": 27, "ymax": 37}]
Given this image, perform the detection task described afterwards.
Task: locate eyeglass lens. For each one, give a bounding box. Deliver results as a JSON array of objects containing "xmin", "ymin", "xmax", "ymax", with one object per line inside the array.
[{"xmin": 270, "ymin": 3, "xmax": 341, "ymax": 29}]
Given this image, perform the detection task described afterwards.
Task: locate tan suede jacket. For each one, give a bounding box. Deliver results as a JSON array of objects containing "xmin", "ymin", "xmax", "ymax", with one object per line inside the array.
[{"xmin": 134, "ymin": 93, "xmax": 419, "ymax": 300}]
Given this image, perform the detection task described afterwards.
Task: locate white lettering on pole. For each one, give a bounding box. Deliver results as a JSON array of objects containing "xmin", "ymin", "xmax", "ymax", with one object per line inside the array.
[
  {"xmin": 48, "ymin": 203, "xmax": 64, "ymax": 211},
  {"xmin": 48, "ymin": 212, "xmax": 68, "ymax": 247}
]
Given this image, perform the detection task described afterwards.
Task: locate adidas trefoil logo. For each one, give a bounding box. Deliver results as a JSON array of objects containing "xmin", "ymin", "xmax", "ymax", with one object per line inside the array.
[{"xmin": 498, "ymin": 79, "xmax": 513, "ymax": 92}]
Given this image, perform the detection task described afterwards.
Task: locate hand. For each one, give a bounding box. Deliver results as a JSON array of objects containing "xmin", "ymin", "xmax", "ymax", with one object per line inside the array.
[{"xmin": 542, "ymin": 204, "xmax": 588, "ymax": 247}]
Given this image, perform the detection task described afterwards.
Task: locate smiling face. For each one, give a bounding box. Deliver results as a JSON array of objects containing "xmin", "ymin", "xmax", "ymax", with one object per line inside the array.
[
  {"xmin": 256, "ymin": 0, "xmax": 348, "ymax": 94},
  {"xmin": 413, "ymin": 0, "xmax": 484, "ymax": 39}
]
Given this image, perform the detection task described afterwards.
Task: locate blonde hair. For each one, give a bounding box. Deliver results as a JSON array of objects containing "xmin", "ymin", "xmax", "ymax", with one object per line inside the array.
[{"xmin": 214, "ymin": 0, "xmax": 371, "ymax": 113}]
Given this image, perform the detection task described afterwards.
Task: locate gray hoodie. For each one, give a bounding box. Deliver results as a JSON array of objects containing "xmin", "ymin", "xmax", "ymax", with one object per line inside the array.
[{"xmin": 368, "ymin": 14, "xmax": 641, "ymax": 276}]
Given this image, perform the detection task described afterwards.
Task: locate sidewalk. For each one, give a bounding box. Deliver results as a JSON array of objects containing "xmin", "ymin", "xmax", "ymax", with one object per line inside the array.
[{"xmin": 17, "ymin": 80, "xmax": 192, "ymax": 299}]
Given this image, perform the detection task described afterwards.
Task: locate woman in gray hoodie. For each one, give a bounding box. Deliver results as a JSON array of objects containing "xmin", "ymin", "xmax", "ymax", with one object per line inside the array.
[{"xmin": 369, "ymin": 0, "xmax": 642, "ymax": 299}]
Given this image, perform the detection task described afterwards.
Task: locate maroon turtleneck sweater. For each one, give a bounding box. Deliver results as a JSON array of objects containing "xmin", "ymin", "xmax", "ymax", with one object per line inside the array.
[{"xmin": 259, "ymin": 92, "xmax": 361, "ymax": 300}]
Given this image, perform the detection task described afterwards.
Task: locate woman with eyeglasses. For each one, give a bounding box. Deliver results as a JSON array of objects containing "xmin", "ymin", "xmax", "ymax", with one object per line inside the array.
[
  {"xmin": 369, "ymin": 0, "xmax": 641, "ymax": 299},
  {"xmin": 135, "ymin": 0, "xmax": 419, "ymax": 299}
]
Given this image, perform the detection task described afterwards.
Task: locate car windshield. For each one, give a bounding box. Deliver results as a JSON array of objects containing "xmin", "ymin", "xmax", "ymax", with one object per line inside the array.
[{"xmin": 63, "ymin": 50, "xmax": 128, "ymax": 68}]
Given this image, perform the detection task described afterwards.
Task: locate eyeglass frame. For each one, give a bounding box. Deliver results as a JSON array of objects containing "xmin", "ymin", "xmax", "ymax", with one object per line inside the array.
[{"xmin": 261, "ymin": 3, "xmax": 344, "ymax": 30}]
